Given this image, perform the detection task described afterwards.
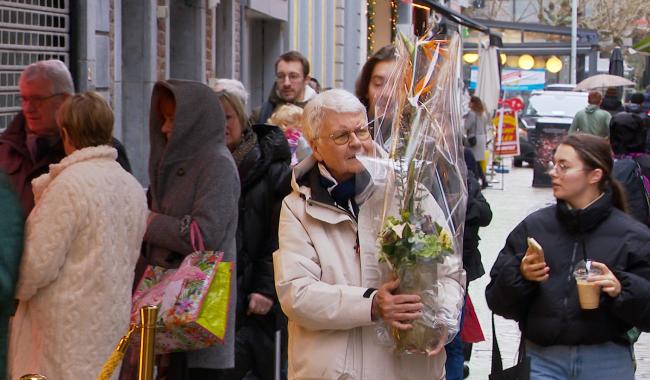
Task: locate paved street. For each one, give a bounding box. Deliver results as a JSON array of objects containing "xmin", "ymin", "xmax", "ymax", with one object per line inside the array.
[{"xmin": 465, "ymin": 161, "xmax": 650, "ymax": 379}]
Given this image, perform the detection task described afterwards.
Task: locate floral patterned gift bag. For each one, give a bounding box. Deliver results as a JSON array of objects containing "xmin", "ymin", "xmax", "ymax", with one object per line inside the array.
[{"xmin": 131, "ymin": 221, "xmax": 232, "ymax": 353}]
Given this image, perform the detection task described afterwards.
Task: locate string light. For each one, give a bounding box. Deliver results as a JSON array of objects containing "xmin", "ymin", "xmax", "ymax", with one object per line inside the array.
[
  {"xmin": 367, "ymin": 0, "xmax": 398, "ymax": 54},
  {"xmin": 367, "ymin": 0, "xmax": 376, "ymax": 56},
  {"xmin": 391, "ymin": 0, "xmax": 397, "ymax": 42}
]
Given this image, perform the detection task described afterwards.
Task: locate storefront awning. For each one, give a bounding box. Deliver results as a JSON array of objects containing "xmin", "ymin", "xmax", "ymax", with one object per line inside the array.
[{"xmin": 417, "ymin": 0, "xmax": 501, "ymax": 46}]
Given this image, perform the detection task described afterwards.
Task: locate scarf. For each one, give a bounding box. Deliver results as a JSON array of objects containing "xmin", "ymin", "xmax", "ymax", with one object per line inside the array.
[{"xmin": 231, "ymin": 128, "xmax": 258, "ymax": 167}]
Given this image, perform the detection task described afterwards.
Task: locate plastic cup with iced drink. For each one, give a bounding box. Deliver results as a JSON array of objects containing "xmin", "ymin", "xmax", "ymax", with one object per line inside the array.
[{"xmin": 573, "ymin": 260, "xmax": 602, "ymax": 310}]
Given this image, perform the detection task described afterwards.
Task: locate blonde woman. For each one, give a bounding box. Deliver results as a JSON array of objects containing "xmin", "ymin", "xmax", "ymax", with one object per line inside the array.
[
  {"xmin": 214, "ymin": 86, "xmax": 292, "ymax": 380},
  {"xmin": 10, "ymin": 92, "xmax": 148, "ymax": 378}
]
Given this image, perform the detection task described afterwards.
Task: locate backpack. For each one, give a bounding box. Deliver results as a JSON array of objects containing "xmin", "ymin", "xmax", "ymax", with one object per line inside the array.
[{"xmin": 613, "ymin": 156, "xmax": 650, "ymax": 226}]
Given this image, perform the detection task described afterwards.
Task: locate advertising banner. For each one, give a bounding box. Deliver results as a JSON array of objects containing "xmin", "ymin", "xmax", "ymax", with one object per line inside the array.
[
  {"xmin": 532, "ymin": 120, "xmax": 571, "ymax": 187},
  {"xmin": 471, "ymin": 67, "xmax": 545, "ymax": 91}
]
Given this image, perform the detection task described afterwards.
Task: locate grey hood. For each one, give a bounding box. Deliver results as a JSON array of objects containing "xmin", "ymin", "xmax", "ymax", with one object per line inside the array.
[{"xmin": 149, "ymin": 79, "xmax": 225, "ymax": 180}]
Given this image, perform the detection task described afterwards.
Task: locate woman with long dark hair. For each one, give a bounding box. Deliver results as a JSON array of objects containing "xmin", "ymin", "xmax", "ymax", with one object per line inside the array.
[{"xmin": 486, "ymin": 134, "xmax": 650, "ymax": 379}]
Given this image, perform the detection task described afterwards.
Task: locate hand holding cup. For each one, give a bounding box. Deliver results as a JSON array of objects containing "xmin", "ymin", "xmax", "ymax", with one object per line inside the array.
[{"xmin": 587, "ymin": 261, "xmax": 621, "ymax": 298}]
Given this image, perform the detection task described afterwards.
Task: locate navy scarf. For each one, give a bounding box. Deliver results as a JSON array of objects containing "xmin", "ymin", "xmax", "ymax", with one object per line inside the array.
[{"xmin": 319, "ymin": 175, "xmax": 360, "ymax": 217}]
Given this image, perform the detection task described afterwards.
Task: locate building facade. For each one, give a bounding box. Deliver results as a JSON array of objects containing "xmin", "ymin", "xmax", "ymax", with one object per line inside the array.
[
  {"xmin": 0, "ymin": 0, "xmax": 368, "ymax": 183},
  {"xmin": 0, "ymin": 0, "xmax": 460, "ymax": 182}
]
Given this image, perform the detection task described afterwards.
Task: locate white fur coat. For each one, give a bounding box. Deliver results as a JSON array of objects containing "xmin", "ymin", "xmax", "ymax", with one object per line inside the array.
[{"xmin": 10, "ymin": 146, "xmax": 148, "ymax": 379}]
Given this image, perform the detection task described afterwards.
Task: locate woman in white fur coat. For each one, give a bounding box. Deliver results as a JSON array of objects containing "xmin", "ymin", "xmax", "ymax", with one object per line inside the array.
[{"xmin": 9, "ymin": 92, "xmax": 148, "ymax": 379}]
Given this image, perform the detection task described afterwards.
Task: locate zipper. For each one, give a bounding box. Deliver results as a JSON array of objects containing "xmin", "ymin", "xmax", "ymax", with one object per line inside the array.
[
  {"xmin": 307, "ymin": 198, "xmax": 360, "ymax": 259},
  {"xmin": 562, "ymin": 242, "xmax": 579, "ymax": 319},
  {"xmin": 306, "ymin": 198, "xmax": 359, "ymax": 228}
]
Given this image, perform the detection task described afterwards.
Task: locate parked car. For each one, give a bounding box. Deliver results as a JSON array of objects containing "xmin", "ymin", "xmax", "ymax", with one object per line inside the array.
[
  {"xmin": 513, "ymin": 90, "xmax": 588, "ymax": 167},
  {"xmin": 544, "ymin": 83, "xmax": 576, "ymax": 92}
]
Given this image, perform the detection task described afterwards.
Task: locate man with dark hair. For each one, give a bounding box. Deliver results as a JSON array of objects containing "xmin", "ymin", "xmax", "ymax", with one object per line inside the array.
[
  {"xmin": 355, "ymin": 45, "xmax": 397, "ymax": 145},
  {"xmin": 0, "ymin": 60, "xmax": 131, "ymax": 213},
  {"xmin": 355, "ymin": 45, "xmax": 397, "ymax": 122},
  {"xmin": 253, "ymin": 50, "xmax": 315, "ymax": 124},
  {"xmin": 568, "ymin": 90, "xmax": 611, "ymax": 138}
]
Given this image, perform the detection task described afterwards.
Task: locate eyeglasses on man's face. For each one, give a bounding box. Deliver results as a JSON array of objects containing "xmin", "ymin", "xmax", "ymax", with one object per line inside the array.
[
  {"xmin": 20, "ymin": 93, "xmax": 63, "ymax": 108},
  {"xmin": 325, "ymin": 126, "xmax": 372, "ymax": 146},
  {"xmin": 276, "ymin": 72, "xmax": 303, "ymax": 83}
]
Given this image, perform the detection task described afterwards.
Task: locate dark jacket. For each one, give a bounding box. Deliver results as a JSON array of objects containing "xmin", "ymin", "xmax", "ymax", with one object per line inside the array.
[
  {"xmin": 642, "ymin": 92, "xmax": 650, "ymax": 114},
  {"xmin": 609, "ymin": 104, "xmax": 650, "ymax": 155},
  {"xmin": 0, "ymin": 172, "xmax": 23, "ymax": 376},
  {"xmin": 463, "ymin": 175, "xmax": 492, "ymax": 283},
  {"xmin": 613, "ymin": 156, "xmax": 650, "ymax": 226},
  {"xmin": 0, "ymin": 112, "xmax": 132, "ymax": 213},
  {"xmin": 601, "ymin": 95, "xmax": 624, "ymax": 115},
  {"xmin": 250, "ymin": 83, "xmax": 314, "ymax": 125},
  {"xmin": 486, "ymin": 190, "xmax": 650, "ymax": 347},
  {"xmin": 144, "ymin": 80, "xmax": 239, "ymax": 370},
  {"xmin": 235, "ymin": 124, "xmax": 291, "ymax": 332}
]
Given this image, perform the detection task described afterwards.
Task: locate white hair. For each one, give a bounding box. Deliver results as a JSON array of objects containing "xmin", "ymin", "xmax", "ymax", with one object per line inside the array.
[
  {"xmin": 20, "ymin": 59, "xmax": 74, "ymax": 95},
  {"xmin": 302, "ymin": 88, "xmax": 367, "ymax": 142},
  {"xmin": 211, "ymin": 78, "xmax": 249, "ymax": 105}
]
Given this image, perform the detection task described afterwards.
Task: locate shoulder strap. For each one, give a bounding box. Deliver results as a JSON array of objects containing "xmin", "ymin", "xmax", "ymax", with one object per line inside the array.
[
  {"xmin": 631, "ymin": 157, "xmax": 650, "ymax": 208},
  {"xmin": 491, "ymin": 313, "xmax": 504, "ymax": 373},
  {"xmin": 258, "ymin": 101, "xmax": 275, "ymax": 125},
  {"xmin": 190, "ymin": 220, "xmax": 206, "ymax": 251},
  {"xmin": 491, "ymin": 313, "xmax": 526, "ymax": 374}
]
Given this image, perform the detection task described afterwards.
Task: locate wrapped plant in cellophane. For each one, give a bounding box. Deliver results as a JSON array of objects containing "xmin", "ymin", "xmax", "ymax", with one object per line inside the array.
[{"xmin": 364, "ymin": 32, "xmax": 467, "ymax": 355}]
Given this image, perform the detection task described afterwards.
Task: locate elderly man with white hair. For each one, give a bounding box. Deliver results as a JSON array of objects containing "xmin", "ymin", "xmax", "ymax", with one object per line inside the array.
[
  {"xmin": 0, "ymin": 60, "xmax": 131, "ymax": 213},
  {"xmin": 273, "ymin": 88, "xmax": 463, "ymax": 379}
]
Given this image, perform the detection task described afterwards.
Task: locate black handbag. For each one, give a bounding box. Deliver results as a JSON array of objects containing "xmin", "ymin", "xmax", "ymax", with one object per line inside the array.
[
  {"xmin": 468, "ymin": 135, "xmax": 477, "ymax": 147},
  {"xmin": 489, "ymin": 313, "xmax": 531, "ymax": 380}
]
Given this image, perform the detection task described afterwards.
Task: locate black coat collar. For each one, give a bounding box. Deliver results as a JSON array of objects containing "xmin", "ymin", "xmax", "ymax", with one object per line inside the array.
[{"xmin": 555, "ymin": 190, "xmax": 613, "ymax": 234}]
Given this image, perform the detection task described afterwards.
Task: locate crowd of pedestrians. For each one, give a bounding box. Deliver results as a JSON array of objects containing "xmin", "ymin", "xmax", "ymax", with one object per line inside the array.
[{"xmin": 0, "ymin": 49, "xmax": 649, "ymax": 380}]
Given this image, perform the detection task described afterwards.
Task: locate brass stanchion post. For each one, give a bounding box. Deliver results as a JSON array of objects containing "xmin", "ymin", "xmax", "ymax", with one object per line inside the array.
[{"xmin": 138, "ymin": 305, "xmax": 158, "ymax": 380}]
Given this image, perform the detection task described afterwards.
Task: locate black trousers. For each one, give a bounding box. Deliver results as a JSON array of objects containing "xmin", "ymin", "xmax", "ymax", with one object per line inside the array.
[{"xmin": 210, "ymin": 323, "xmax": 285, "ymax": 380}]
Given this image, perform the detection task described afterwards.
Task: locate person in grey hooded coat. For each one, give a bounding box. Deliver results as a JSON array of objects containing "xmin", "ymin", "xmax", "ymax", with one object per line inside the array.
[{"xmin": 143, "ymin": 80, "xmax": 239, "ymax": 379}]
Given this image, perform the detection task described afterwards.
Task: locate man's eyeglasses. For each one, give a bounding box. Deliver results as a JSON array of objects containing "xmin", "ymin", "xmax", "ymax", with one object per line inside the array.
[
  {"xmin": 325, "ymin": 126, "xmax": 372, "ymax": 145},
  {"xmin": 276, "ymin": 73, "xmax": 303, "ymax": 83},
  {"xmin": 20, "ymin": 93, "xmax": 63, "ymax": 107}
]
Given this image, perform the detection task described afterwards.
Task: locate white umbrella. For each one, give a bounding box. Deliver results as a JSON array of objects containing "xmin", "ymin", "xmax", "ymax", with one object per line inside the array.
[
  {"xmin": 476, "ymin": 42, "xmax": 500, "ymax": 117},
  {"xmin": 574, "ymin": 74, "xmax": 635, "ymax": 91}
]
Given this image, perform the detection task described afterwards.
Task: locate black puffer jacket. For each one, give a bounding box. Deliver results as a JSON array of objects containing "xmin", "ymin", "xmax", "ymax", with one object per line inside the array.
[
  {"xmin": 486, "ymin": 190, "xmax": 650, "ymax": 346},
  {"xmin": 235, "ymin": 124, "xmax": 292, "ymax": 332}
]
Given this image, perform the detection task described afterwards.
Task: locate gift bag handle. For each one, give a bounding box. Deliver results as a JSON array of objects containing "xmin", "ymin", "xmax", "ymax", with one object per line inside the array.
[{"xmin": 190, "ymin": 220, "xmax": 206, "ymax": 251}]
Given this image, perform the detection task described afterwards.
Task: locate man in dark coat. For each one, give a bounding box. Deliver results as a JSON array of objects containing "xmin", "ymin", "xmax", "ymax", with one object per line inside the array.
[
  {"xmin": 609, "ymin": 93, "xmax": 650, "ymax": 226},
  {"xmin": 609, "ymin": 92, "xmax": 650, "ymax": 155},
  {"xmin": 251, "ymin": 51, "xmax": 316, "ymax": 125},
  {"xmin": 0, "ymin": 60, "xmax": 131, "ymax": 213}
]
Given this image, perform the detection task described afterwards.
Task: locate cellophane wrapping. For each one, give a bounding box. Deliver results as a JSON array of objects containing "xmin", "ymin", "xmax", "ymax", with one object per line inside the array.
[{"xmin": 362, "ymin": 32, "xmax": 468, "ymax": 355}]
